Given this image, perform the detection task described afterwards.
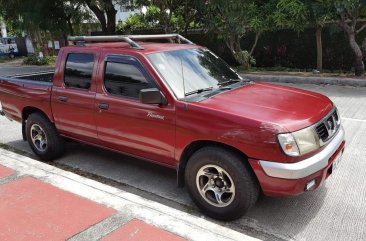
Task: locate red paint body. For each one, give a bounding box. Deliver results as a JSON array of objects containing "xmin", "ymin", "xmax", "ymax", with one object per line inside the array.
[{"xmin": 0, "ymin": 42, "xmax": 344, "ymax": 196}]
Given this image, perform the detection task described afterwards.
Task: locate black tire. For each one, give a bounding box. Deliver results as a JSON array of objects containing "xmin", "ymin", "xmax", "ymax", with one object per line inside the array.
[
  {"xmin": 9, "ymin": 53, "xmax": 15, "ymax": 59},
  {"xmin": 26, "ymin": 112, "xmax": 64, "ymax": 161},
  {"xmin": 185, "ymin": 146, "xmax": 260, "ymax": 221}
]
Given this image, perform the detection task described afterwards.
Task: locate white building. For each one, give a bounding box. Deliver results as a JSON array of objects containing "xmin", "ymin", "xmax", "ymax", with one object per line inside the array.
[{"xmin": 115, "ymin": 3, "xmax": 140, "ymax": 23}]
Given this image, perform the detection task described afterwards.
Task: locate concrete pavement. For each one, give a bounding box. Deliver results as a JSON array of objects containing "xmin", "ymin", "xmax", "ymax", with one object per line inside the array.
[
  {"xmin": 0, "ymin": 148, "xmax": 258, "ymax": 241},
  {"xmin": 241, "ymin": 73, "xmax": 366, "ymax": 87}
]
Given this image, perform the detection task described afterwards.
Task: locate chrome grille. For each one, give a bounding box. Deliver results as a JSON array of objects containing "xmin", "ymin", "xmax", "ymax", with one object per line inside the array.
[
  {"xmin": 315, "ymin": 109, "xmax": 341, "ymax": 145},
  {"xmin": 315, "ymin": 123, "xmax": 329, "ymax": 141}
]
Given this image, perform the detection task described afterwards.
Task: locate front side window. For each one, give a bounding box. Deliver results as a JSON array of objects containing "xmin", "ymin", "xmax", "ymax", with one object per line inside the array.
[
  {"xmin": 104, "ymin": 62, "xmax": 150, "ymax": 98},
  {"xmin": 64, "ymin": 53, "xmax": 95, "ymax": 89}
]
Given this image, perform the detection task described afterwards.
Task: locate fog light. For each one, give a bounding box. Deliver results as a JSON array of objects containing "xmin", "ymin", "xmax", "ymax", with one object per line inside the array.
[{"xmin": 305, "ymin": 179, "xmax": 316, "ymax": 191}]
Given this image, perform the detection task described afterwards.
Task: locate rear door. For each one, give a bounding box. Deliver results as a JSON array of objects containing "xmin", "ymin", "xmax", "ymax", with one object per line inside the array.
[
  {"xmin": 95, "ymin": 54, "xmax": 176, "ymax": 166},
  {"xmin": 51, "ymin": 50, "xmax": 99, "ymax": 142}
]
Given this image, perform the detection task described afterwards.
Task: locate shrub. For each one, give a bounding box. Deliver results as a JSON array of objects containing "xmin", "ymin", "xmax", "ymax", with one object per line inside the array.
[
  {"xmin": 23, "ymin": 55, "xmax": 56, "ymax": 66},
  {"xmin": 0, "ymin": 56, "xmax": 8, "ymax": 63},
  {"xmin": 234, "ymin": 51, "xmax": 256, "ymax": 70}
]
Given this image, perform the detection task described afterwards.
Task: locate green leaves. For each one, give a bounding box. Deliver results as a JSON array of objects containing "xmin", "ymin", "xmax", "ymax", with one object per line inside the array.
[
  {"xmin": 273, "ymin": 0, "xmax": 308, "ymax": 31},
  {"xmin": 0, "ymin": 0, "xmax": 91, "ymax": 36}
]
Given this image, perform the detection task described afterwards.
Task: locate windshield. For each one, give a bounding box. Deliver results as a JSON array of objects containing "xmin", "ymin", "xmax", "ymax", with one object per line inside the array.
[{"xmin": 147, "ymin": 48, "xmax": 242, "ymax": 99}]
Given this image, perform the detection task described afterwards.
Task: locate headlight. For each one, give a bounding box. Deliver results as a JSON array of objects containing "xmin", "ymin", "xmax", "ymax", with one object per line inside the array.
[{"xmin": 278, "ymin": 126, "xmax": 320, "ymax": 156}]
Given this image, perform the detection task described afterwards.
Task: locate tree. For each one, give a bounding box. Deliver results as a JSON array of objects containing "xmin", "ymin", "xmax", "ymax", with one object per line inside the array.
[
  {"xmin": 0, "ymin": 0, "xmax": 89, "ymax": 36},
  {"xmin": 309, "ymin": 1, "xmax": 332, "ymax": 72},
  {"xmin": 82, "ymin": 0, "xmax": 118, "ymax": 34},
  {"xmin": 333, "ymin": 0, "xmax": 366, "ymax": 76},
  {"xmin": 131, "ymin": 0, "xmax": 202, "ymax": 34},
  {"xmin": 203, "ymin": 0, "xmax": 275, "ymax": 65},
  {"xmin": 302, "ymin": 0, "xmax": 334, "ymax": 72},
  {"xmin": 274, "ymin": 0, "xmax": 334, "ymax": 72},
  {"xmin": 204, "ymin": 0, "xmax": 265, "ymax": 56}
]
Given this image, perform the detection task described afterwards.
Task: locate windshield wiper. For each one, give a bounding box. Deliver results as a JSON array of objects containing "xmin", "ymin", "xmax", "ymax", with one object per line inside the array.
[
  {"xmin": 185, "ymin": 87, "xmax": 214, "ymax": 96},
  {"xmin": 217, "ymin": 79, "xmax": 241, "ymax": 87}
]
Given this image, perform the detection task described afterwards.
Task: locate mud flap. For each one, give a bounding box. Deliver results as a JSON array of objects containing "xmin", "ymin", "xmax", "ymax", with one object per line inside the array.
[
  {"xmin": 22, "ymin": 120, "xmax": 27, "ymax": 141},
  {"xmin": 176, "ymin": 163, "xmax": 185, "ymax": 188}
]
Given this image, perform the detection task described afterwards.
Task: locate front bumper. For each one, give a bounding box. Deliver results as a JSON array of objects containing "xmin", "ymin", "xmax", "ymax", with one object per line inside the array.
[{"xmin": 249, "ymin": 125, "xmax": 345, "ymax": 196}]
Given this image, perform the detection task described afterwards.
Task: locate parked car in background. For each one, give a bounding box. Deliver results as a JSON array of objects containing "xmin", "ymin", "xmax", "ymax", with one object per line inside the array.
[{"xmin": 0, "ymin": 37, "xmax": 18, "ymax": 58}]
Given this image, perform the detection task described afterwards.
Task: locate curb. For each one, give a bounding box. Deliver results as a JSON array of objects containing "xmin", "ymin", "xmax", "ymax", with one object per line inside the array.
[
  {"xmin": 0, "ymin": 148, "xmax": 260, "ymax": 241},
  {"xmin": 241, "ymin": 73, "xmax": 366, "ymax": 87}
]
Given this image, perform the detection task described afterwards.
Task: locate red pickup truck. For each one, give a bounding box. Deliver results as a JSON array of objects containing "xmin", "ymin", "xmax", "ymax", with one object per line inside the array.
[{"xmin": 0, "ymin": 34, "xmax": 345, "ymax": 220}]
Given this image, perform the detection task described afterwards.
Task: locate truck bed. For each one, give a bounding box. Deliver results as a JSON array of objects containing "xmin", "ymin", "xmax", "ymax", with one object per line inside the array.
[
  {"xmin": 0, "ymin": 71, "xmax": 54, "ymax": 123},
  {"xmin": 6, "ymin": 71, "xmax": 54, "ymax": 83}
]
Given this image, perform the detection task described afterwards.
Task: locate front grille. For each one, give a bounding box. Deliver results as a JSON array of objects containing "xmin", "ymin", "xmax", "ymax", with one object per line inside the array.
[
  {"xmin": 315, "ymin": 109, "xmax": 340, "ymax": 144},
  {"xmin": 315, "ymin": 123, "xmax": 329, "ymax": 141}
]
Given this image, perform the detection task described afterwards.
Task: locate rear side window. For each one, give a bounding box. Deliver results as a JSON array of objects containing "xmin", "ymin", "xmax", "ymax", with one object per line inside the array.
[
  {"xmin": 64, "ymin": 53, "xmax": 95, "ymax": 89},
  {"xmin": 104, "ymin": 62, "xmax": 149, "ymax": 98}
]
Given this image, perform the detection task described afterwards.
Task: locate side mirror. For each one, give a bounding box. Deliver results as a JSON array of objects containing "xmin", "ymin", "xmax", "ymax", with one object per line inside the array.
[{"xmin": 140, "ymin": 88, "xmax": 167, "ymax": 105}]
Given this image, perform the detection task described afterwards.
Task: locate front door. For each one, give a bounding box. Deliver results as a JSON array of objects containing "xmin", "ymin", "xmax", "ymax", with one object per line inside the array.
[{"xmin": 95, "ymin": 55, "xmax": 176, "ymax": 166}]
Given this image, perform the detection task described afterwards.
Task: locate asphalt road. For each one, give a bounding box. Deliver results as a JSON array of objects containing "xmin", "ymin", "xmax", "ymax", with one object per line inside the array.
[
  {"xmin": 1, "ymin": 64, "xmax": 365, "ymax": 240},
  {"xmin": 0, "ymin": 61, "xmax": 53, "ymax": 76}
]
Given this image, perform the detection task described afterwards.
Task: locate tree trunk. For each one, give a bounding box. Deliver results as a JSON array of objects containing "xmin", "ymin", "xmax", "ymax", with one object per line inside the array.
[
  {"xmin": 225, "ymin": 35, "xmax": 241, "ymax": 55},
  {"xmin": 105, "ymin": 0, "xmax": 117, "ymax": 34},
  {"xmin": 66, "ymin": 17, "xmax": 74, "ymax": 36},
  {"xmin": 316, "ymin": 27, "xmax": 323, "ymax": 72},
  {"xmin": 249, "ymin": 32, "xmax": 260, "ymax": 56},
  {"xmin": 85, "ymin": 1, "xmax": 107, "ymax": 33},
  {"xmin": 348, "ymin": 33, "xmax": 364, "ymax": 76},
  {"xmin": 106, "ymin": 11, "xmax": 116, "ymax": 34}
]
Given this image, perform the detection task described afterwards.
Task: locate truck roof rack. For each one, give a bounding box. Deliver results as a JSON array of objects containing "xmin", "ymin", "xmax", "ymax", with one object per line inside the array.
[{"xmin": 67, "ymin": 34, "xmax": 194, "ymax": 50}]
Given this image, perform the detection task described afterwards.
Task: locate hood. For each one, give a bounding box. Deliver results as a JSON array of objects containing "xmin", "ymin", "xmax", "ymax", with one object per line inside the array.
[{"xmin": 196, "ymin": 82, "xmax": 334, "ymax": 132}]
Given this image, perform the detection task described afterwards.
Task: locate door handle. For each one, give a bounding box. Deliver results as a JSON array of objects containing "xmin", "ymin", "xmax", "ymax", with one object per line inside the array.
[
  {"xmin": 98, "ymin": 103, "xmax": 109, "ymax": 110},
  {"xmin": 57, "ymin": 96, "xmax": 68, "ymax": 102}
]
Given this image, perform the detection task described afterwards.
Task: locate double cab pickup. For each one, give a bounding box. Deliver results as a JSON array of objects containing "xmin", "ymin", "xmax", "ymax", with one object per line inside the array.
[{"xmin": 0, "ymin": 34, "xmax": 345, "ymax": 220}]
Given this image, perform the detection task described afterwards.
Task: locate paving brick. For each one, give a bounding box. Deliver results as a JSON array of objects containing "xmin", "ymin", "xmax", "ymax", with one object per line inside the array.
[
  {"xmin": 102, "ymin": 219, "xmax": 187, "ymax": 241},
  {"xmin": 0, "ymin": 177, "xmax": 115, "ymax": 241},
  {"xmin": 0, "ymin": 164, "xmax": 15, "ymax": 178}
]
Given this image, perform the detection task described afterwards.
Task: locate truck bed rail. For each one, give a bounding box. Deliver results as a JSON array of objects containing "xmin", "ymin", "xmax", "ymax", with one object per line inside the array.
[{"xmin": 6, "ymin": 71, "xmax": 54, "ymax": 82}]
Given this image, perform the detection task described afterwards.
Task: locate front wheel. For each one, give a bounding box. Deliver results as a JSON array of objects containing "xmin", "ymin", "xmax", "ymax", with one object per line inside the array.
[
  {"xmin": 26, "ymin": 113, "xmax": 64, "ymax": 161},
  {"xmin": 185, "ymin": 147, "xmax": 260, "ymax": 221}
]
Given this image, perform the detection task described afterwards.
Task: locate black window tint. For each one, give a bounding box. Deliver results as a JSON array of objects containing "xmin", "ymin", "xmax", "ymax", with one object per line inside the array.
[
  {"xmin": 64, "ymin": 53, "xmax": 94, "ymax": 89},
  {"xmin": 104, "ymin": 62, "xmax": 149, "ymax": 98}
]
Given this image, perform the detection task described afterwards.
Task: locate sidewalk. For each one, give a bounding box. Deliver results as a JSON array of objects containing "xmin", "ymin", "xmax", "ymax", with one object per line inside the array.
[
  {"xmin": 240, "ymin": 73, "xmax": 366, "ymax": 87},
  {"xmin": 0, "ymin": 148, "xmax": 259, "ymax": 241}
]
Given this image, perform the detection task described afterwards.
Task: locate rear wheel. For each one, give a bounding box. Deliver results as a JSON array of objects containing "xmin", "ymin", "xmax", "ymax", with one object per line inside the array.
[
  {"xmin": 185, "ymin": 147, "xmax": 260, "ymax": 221},
  {"xmin": 26, "ymin": 113, "xmax": 64, "ymax": 161}
]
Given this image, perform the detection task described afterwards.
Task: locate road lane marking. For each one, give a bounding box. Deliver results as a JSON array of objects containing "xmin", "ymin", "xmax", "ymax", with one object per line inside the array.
[{"xmin": 342, "ymin": 117, "xmax": 366, "ymax": 123}]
